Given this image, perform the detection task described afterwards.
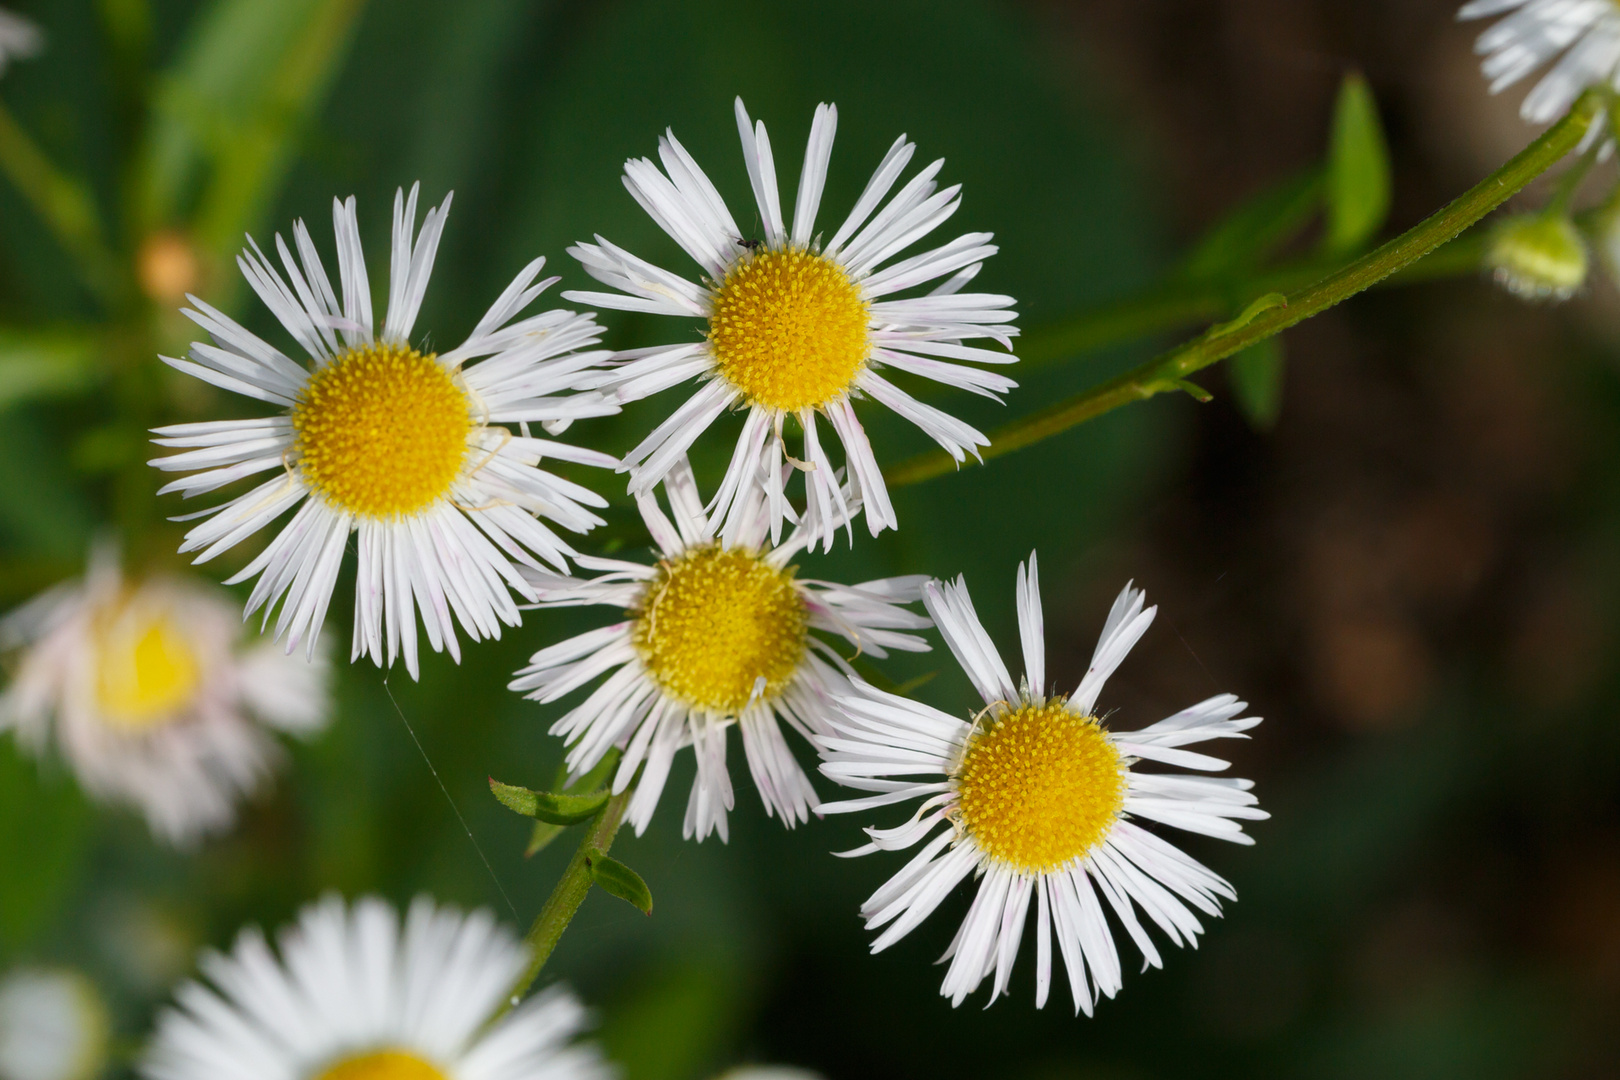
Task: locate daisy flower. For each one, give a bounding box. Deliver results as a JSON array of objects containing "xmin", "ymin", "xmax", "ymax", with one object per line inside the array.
[
  {"xmin": 565, "ymin": 98, "xmax": 1019, "ymax": 550},
  {"xmin": 0, "ymin": 8, "xmax": 41, "ymax": 77},
  {"xmin": 141, "ymin": 894, "xmax": 607, "ymax": 1080},
  {"xmin": 150, "ymin": 184, "xmax": 620, "ymax": 679},
  {"xmin": 0, "ymin": 968, "xmax": 108, "ymax": 1080},
  {"xmin": 1459, "ymin": 0, "xmax": 1620, "ymax": 123},
  {"xmin": 510, "ymin": 455, "xmax": 931, "ymax": 842},
  {"xmin": 817, "ymin": 554, "xmax": 1268, "ymax": 1012},
  {"xmin": 0, "ymin": 551, "xmax": 330, "ymax": 845}
]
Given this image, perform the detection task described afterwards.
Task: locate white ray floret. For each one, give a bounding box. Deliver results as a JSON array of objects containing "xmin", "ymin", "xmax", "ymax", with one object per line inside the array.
[
  {"xmin": 151, "ymin": 184, "xmax": 621, "ymax": 679},
  {"xmin": 141, "ymin": 894, "xmax": 607, "ymax": 1080},
  {"xmin": 566, "ymin": 98, "xmax": 1019, "ymax": 551},
  {"xmin": 510, "ymin": 455, "xmax": 931, "ymax": 843},
  {"xmin": 1459, "ymin": 0, "xmax": 1620, "ymax": 123},
  {"xmin": 818, "ymin": 553, "xmax": 1268, "ymax": 1012},
  {"xmin": 0, "ymin": 550, "xmax": 330, "ymax": 847}
]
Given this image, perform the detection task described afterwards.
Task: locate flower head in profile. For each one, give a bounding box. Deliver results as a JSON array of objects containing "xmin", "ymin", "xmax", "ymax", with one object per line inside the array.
[
  {"xmin": 0, "ymin": 8, "xmax": 42, "ymax": 77},
  {"xmin": 142, "ymin": 894, "xmax": 606, "ymax": 1080},
  {"xmin": 511, "ymin": 455, "xmax": 931, "ymax": 842},
  {"xmin": 818, "ymin": 554, "xmax": 1267, "ymax": 1012},
  {"xmin": 0, "ymin": 967, "xmax": 108, "ymax": 1080},
  {"xmin": 151, "ymin": 184, "xmax": 619, "ymax": 679},
  {"xmin": 566, "ymin": 98, "xmax": 1019, "ymax": 551},
  {"xmin": 1459, "ymin": 0, "xmax": 1620, "ymax": 123},
  {"xmin": 0, "ymin": 551, "xmax": 329, "ymax": 845}
]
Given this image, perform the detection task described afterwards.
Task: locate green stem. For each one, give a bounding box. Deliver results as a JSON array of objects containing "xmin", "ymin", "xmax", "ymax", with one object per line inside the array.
[
  {"xmin": 885, "ymin": 88, "xmax": 1605, "ymax": 489},
  {"xmin": 509, "ymin": 786, "xmax": 633, "ymax": 1002},
  {"xmin": 0, "ymin": 102, "xmax": 123, "ymax": 306}
]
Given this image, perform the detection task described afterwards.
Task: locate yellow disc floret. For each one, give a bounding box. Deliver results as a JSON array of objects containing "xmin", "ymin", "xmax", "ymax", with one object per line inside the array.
[
  {"xmin": 954, "ymin": 700, "xmax": 1127, "ymax": 874},
  {"xmin": 94, "ymin": 604, "xmax": 203, "ymax": 730},
  {"xmin": 314, "ymin": 1050, "xmax": 448, "ymax": 1080},
  {"xmin": 708, "ymin": 247, "xmax": 870, "ymax": 412},
  {"xmin": 632, "ymin": 544, "xmax": 808, "ymax": 714},
  {"xmin": 291, "ymin": 344, "xmax": 471, "ymax": 519}
]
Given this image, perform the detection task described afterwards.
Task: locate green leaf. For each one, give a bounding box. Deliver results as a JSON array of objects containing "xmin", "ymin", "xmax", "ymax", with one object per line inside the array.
[
  {"xmin": 1325, "ymin": 72, "xmax": 1392, "ymax": 254},
  {"xmin": 586, "ymin": 848, "xmax": 653, "ymax": 915},
  {"xmin": 0, "ymin": 329, "xmax": 99, "ymax": 407},
  {"xmin": 1229, "ymin": 336, "xmax": 1286, "ymax": 430},
  {"xmin": 487, "ymin": 778, "xmax": 609, "ymax": 825},
  {"xmin": 1208, "ymin": 292, "xmax": 1288, "ymax": 339},
  {"xmin": 525, "ymin": 819, "xmax": 566, "ymax": 858},
  {"xmin": 1182, "ymin": 168, "xmax": 1324, "ymax": 280},
  {"xmin": 139, "ymin": 0, "xmax": 369, "ymax": 251}
]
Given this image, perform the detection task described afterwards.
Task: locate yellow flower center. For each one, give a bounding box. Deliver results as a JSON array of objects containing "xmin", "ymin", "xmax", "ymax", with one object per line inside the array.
[
  {"xmin": 708, "ymin": 247, "xmax": 870, "ymax": 412},
  {"xmin": 291, "ymin": 343, "xmax": 472, "ymax": 519},
  {"xmin": 312, "ymin": 1050, "xmax": 448, "ymax": 1080},
  {"xmin": 954, "ymin": 699, "xmax": 1127, "ymax": 874},
  {"xmin": 94, "ymin": 607, "xmax": 202, "ymax": 730},
  {"xmin": 631, "ymin": 545, "xmax": 808, "ymax": 714}
]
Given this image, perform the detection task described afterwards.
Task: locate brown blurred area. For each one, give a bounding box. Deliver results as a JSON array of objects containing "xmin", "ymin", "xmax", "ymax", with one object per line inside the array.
[{"xmin": 1023, "ymin": 0, "xmax": 1620, "ymax": 1073}]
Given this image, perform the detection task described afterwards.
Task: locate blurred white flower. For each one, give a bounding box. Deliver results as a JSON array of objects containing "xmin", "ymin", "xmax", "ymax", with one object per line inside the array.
[
  {"xmin": 149, "ymin": 184, "xmax": 620, "ymax": 679},
  {"xmin": 0, "ymin": 550, "xmax": 330, "ymax": 845},
  {"xmin": 565, "ymin": 97, "xmax": 1019, "ymax": 551},
  {"xmin": 0, "ymin": 9, "xmax": 42, "ymax": 77},
  {"xmin": 142, "ymin": 895, "xmax": 608, "ymax": 1080},
  {"xmin": 818, "ymin": 554, "xmax": 1268, "ymax": 1012},
  {"xmin": 1459, "ymin": 0, "xmax": 1620, "ymax": 123},
  {"xmin": 0, "ymin": 968, "xmax": 108, "ymax": 1080},
  {"xmin": 511, "ymin": 455, "xmax": 930, "ymax": 843}
]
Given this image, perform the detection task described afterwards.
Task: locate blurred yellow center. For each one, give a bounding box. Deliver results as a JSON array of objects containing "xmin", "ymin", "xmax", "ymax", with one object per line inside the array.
[
  {"xmin": 313, "ymin": 1050, "xmax": 447, "ymax": 1080},
  {"xmin": 708, "ymin": 247, "xmax": 870, "ymax": 411},
  {"xmin": 632, "ymin": 545, "xmax": 808, "ymax": 714},
  {"xmin": 291, "ymin": 344, "xmax": 470, "ymax": 519},
  {"xmin": 95, "ymin": 610, "xmax": 202, "ymax": 729},
  {"xmin": 955, "ymin": 700, "xmax": 1126, "ymax": 874}
]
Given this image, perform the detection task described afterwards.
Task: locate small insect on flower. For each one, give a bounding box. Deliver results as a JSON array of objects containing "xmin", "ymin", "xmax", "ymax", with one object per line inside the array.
[
  {"xmin": 510, "ymin": 454, "xmax": 932, "ymax": 843},
  {"xmin": 566, "ymin": 98, "xmax": 1019, "ymax": 551},
  {"xmin": 817, "ymin": 554, "xmax": 1268, "ymax": 1012},
  {"xmin": 0, "ymin": 550, "xmax": 330, "ymax": 846},
  {"xmin": 1459, "ymin": 0, "xmax": 1620, "ymax": 124},
  {"xmin": 140, "ymin": 895, "xmax": 608, "ymax": 1080},
  {"xmin": 150, "ymin": 184, "xmax": 621, "ymax": 678}
]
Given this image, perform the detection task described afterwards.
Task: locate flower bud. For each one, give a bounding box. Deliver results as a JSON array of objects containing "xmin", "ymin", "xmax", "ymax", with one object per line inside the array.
[{"xmin": 1486, "ymin": 212, "xmax": 1589, "ymax": 302}]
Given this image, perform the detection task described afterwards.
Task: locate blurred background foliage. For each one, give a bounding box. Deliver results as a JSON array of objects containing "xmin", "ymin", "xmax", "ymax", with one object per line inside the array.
[{"xmin": 1, "ymin": 0, "xmax": 1617, "ymax": 1078}]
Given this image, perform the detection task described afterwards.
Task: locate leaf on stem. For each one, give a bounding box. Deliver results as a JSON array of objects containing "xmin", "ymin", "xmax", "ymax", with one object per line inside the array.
[
  {"xmin": 585, "ymin": 848, "xmax": 653, "ymax": 915},
  {"xmin": 488, "ymin": 778, "xmax": 609, "ymax": 825},
  {"xmin": 1207, "ymin": 293, "xmax": 1288, "ymax": 339},
  {"xmin": 1229, "ymin": 336, "xmax": 1286, "ymax": 430},
  {"xmin": 1326, "ymin": 72, "xmax": 1393, "ymax": 254}
]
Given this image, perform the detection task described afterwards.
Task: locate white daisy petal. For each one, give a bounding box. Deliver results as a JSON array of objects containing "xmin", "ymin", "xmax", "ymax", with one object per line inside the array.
[{"xmin": 1460, "ymin": 0, "xmax": 1620, "ymax": 124}]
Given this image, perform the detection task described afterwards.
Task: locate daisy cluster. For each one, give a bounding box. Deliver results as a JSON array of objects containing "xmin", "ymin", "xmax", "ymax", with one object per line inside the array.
[{"xmin": 0, "ymin": 94, "xmax": 1272, "ymax": 1047}]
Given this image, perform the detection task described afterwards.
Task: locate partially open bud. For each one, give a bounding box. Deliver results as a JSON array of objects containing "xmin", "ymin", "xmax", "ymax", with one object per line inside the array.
[
  {"xmin": 1486, "ymin": 212, "xmax": 1589, "ymax": 302},
  {"xmin": 137, "ymin": 231, "xmax": 200, "ymax": 305}
]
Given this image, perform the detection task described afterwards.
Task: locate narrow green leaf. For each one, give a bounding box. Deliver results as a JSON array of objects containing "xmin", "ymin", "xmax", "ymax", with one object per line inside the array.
[
  {"xmin": 1229, "ymin": 336, "xmax": 1286, "ymax": 430},
  {"xmin": 0, "ymin": 330, "xmax": 99, "ymax": 407},
  {"xmin": 1182, "ymin": 168, "xmax": 1324, "ymax": 280},
  {"xmin": 586, "ymin": 849, "xmax": 653, "ymax": 915},
  {"xmin": 525, "ymin": 820, "xmax": 565, "ymax": 858},
  {"xmin": 1208, "ymin": 293, "xmax": 1288, "ymax": 339},
  {"xmin": 1326, "ymin": 72, "xmax": 1393, "ymax": 253},
  {"xmin": 487, "ymin": 778, "xmax": 609, "ymax": 825},
  {"xmin": 139, "ymin": 0, "xmax": 368, "ymax": 249}
]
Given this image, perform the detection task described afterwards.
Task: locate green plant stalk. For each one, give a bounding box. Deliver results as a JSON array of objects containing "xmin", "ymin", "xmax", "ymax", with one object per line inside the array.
[
  {"xmin": 0, "ymin": 103, "xmax": 123, "ymax": 306},
  {"xmin": 509, "ymin": 786, "xmax": 633, "ymax": 1001},
  {"xmin": 885, "ymin": 88, "xmax": 1604, "ymax": 489}
]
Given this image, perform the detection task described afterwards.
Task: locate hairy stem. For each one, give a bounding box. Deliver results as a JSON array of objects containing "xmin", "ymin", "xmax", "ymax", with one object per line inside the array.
[
  {"xmin": 886, "ymin": 89, "xmax": 1603, "ymax": 489},
  {"xmin": 509, "ymin": 786, "xmax": 633, "ymax": 1002}
]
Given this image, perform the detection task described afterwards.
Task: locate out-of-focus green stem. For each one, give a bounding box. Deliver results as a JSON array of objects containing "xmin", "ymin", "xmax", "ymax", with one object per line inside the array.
[
  {"xmin": 886, "ymin": 88, "xmax": 1604, "ymax": 489},
  {"xmin": 0, "ymin": 103, "xmax": 123, "ymax": 305}
]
